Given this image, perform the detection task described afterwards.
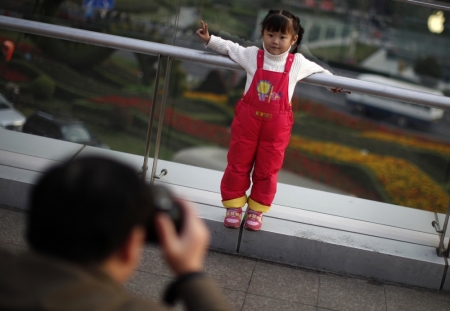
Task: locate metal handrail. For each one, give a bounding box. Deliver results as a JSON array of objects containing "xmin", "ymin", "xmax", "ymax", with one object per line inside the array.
[
  {"xmin": 0, "ymin": 15, "xmax": 450, "ymax": 109},
  {"xmin": 393, "ymin": 0, "xmax": 450, "ymax": 12}
]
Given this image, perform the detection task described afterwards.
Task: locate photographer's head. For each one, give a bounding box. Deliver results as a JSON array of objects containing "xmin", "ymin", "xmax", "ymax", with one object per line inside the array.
[{"xmin": 27, "ymin": 156, "xmax": 153, "ymax": 279}]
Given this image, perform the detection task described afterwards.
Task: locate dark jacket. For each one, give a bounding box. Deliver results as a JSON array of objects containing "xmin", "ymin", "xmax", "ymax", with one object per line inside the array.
[{"xmin": 0, "ymin": 249, "xmax": 233, "ymax": 311}]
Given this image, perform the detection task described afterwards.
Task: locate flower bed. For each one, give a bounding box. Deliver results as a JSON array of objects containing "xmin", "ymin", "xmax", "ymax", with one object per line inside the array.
[
  {"xmin": 90, "ymin": 95, "xmax": 231, "ymax": 146},
  {"xmin": 361, "ymin": 131, "xmax": 450, "ymax": 158},
  {"xmin": 290, "ymin": 135, "xmax": 449, "ymax": 212},
  {"xmin": 0, "ymin": 62, "xmax": 31, "ymax": 82},
  {"xmin": 184, "ymin": 91, "xmax": 228, "ymax": 106},
  {"xmin": 294, "ymin": 97, "xmax": 389, "ymax": 132},
  {"xmin": 283, "ymin": 148, "xmax": 382, "ymax": 201},
  {"xmin": 294, "ymin": 97, "xmax": 450, "ymax": 154}
]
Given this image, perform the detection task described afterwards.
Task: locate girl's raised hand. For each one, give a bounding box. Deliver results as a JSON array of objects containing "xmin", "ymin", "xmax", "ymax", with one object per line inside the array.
[{"xmin": 196, "ymin": 20, "xmax": 210, "ymax": 44}]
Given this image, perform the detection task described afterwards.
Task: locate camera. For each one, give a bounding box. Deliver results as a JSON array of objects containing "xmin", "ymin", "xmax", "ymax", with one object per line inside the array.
[{"xmin": 146, "ymin": 185, "xmax": 184, "ymax": 244}]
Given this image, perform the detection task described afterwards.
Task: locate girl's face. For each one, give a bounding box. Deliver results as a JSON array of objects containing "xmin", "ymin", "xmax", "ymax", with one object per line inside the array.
[{"xmin": 262, "ymin": 28, "xmax": 298, "ymax": 55}]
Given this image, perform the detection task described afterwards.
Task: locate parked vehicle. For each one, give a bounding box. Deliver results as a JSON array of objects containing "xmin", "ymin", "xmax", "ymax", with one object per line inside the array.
[
  {"xmin": 345, "ymin": 74, "xmax": 444, "ymax": 127},
  {"xmin": 0, "ymin": 93, "xmax": 26, "ymax": 131},
  {"xmin": 23, "ymin": 111, "xmax": 109, "ymax": 149}
]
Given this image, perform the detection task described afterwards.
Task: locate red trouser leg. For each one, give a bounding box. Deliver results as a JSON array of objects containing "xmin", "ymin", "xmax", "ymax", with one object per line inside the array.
[
  {"xmin": 221, "ymin": 104, "xmax": 260, "ymax": 208},
  {"xmin": 249, "ymin": 111, "xmax": 293, "ymax": 212}
]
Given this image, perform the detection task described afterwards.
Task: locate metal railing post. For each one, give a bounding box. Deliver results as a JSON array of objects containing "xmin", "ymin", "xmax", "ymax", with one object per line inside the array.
[
  {"xmin": 432, "ymin": 202, "xmax": 450, "ymax": 257},
  {"xmin": 140, "ymin": 54, "xmax": 162, "ymax": 182},
  {"xmin": 432, "ymin": 162, "xmax": 450, "ymax": 257},
  {"xmin": 149, "ymin": 57, "xmax": 172, "ymax": 184}
]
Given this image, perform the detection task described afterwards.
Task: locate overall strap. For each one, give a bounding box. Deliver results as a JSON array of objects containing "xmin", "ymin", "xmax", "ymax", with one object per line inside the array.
[
  {"xmin": 257, "ymin": 50, "xmax": 264, "ymax": 69},
  {"xmin": 284, "ymin": 53, "xmax": 295, "ymax": 74}
]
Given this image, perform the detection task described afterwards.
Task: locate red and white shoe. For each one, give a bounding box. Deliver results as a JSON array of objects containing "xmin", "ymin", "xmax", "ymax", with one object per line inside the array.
[
  {"xmin": 223, "ymin": 208, "xmax": 243, "ymax": 229},
  {"xmin": 244, "ymin": 209, "xmax": 263, "ymax": 231}
]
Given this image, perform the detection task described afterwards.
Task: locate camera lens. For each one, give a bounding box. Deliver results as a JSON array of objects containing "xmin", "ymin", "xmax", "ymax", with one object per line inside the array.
[{"xmin": 146, "ymin": 185, "xmax": 184, "ymax": 244}]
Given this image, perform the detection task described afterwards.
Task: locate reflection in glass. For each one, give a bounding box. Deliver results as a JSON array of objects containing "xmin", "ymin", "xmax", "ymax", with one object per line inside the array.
[
  {"xmin": 325, "ymin": 26, "xmax": 336, "ymax": 39},
  {"xmin": 61, "ymin": 124, "xmax": 92, "ymax": 144},
  {"xmin": 308, "ymin": 25, "xmax": 321, "ymax": 42},
  {"xmin": 0, "ymin": 27, "xmax": 163, "ymax": 155}
]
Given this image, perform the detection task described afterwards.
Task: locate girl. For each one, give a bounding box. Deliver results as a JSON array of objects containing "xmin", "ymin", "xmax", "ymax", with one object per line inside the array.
[{"xmin": 196, "ymin": 9, "xmax": 336, "ymax": 231}]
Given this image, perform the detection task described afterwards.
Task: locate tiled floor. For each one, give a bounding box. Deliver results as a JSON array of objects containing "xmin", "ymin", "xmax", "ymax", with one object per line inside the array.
[{"xmin": 1, "ymin": 205, "xmax": 450, "ymax": 311}]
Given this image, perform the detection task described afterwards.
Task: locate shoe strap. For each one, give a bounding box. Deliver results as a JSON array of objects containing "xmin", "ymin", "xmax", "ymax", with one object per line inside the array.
[
  {"xmin": 226, "ymin": 209, "xmax": 242, "ymax": 219},
  {"xmin": 247, "ymin": 212, "xmax": 262, "ymax": 222}
]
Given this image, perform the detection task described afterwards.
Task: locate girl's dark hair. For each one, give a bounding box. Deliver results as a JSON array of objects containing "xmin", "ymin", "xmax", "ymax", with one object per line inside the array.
[{"xmin": 261, "ymin": 9, "xmax": 305, "ymax": 54}]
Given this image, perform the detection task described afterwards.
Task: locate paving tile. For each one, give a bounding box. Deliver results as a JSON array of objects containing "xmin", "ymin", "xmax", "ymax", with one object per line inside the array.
[
  {"xmin": 126, "ymin": 270, "xmax": 243, "ymax": 311},
  {"xmin": 125, "ymin": 269, "xmax": 173, "ymax": 301},
  {"xmin": 242, "ymin": 294, "xmax": 317, "ymax": 311},
  {"xmin": 0, "ymin": 207, "xmax": 27, "ymax": 247},
  {"xmin": 0, "ymin": 242, "xmax": 28, "ymax": 254},
  {"xmin": 138, "ymin": 244, "xmax": 173, "ymax": 277},
  {"xmin": 385, "ymin": 285, "xmax": 449, "ymax": 311},
  {"xmin": 222, "ymin": 288, "xmax": 246, "ymax": 311},
  {"xmin": 204, "ymin": 251, "xmax": 257, "ymax": 292},
  {"xmin": 318, "ymin": 274, "xmax": 385, "ymax": 311},
  {"xmin": 248, "ymin": 261, "xmax": 319, "ymax": 305}
]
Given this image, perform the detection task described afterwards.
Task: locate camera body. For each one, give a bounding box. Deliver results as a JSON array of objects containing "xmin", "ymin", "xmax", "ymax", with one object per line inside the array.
[{"xmin": 145, "ymin": 185, "xmax": 184, "ymax": 244}]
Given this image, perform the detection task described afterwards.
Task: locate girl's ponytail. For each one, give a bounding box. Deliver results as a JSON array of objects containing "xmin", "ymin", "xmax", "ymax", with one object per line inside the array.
[{"xmin": 292, "ymin": 16, "xmax": 305, "ymax": 54}]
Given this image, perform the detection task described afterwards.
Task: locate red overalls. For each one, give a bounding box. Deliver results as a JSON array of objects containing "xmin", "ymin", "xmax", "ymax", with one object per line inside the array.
[{"xmin": 221, "ymin": 50, "xmax": 294, "ymax": 212}]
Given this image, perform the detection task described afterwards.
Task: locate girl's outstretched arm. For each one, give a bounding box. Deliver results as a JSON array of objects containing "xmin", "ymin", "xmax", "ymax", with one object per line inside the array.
[{"xmin": 196, "ymin": 20, "xmax": 211, "ymax": 44}]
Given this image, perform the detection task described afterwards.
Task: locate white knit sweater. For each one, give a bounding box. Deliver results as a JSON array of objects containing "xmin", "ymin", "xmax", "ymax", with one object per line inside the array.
[{"xmin": 207, "ymin": 35, "xmax": 332, "ymax": 101}]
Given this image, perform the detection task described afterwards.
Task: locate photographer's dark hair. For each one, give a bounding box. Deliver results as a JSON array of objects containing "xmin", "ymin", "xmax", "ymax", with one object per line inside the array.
[
  {"xmin": 261, "ymin": 9, "xmax": 305, "ymax": 54},
  {"xmin": 27, "ymin": 156, "xmax": 154, "ymax": 264}
]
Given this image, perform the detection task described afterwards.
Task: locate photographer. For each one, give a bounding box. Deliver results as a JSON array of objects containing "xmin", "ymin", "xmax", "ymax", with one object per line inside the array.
[{"xmin": 0, "ymin": 156, "xmax": 232, "ymax": 311}]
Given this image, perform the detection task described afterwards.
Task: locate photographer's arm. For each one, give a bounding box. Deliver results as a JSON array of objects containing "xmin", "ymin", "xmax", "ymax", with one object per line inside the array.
[{"xmin": 156, "ymin": 202, "xmax": 233, "ymax": 311}]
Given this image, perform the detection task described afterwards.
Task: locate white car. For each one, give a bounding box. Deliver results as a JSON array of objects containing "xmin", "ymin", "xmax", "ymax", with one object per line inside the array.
[
  {"xmin": 345, "ymin": 74, "xmax": 444, "ymax": 127},
  {"xmin": 0, "ymin": 93, "xmax": 26, "ymax": 131}
]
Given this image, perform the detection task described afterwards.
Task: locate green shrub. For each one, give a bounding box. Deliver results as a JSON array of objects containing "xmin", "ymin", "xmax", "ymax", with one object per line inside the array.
[
  {"xmin": 30, "ymin": 75, "xmax": 55, "ymax": 100},
  {"xmin": 413, "ymin": 56, "xmax": 442, "ymax": 80}
]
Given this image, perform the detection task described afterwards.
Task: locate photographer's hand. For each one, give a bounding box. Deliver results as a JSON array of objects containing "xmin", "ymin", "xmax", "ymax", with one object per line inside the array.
[{"xmin": 156, "ymin": 201, "xmax": 210, "ymax": 276}]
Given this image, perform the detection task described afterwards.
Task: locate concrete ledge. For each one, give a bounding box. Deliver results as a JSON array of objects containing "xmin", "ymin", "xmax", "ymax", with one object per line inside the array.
[
  {"xmin": 240, "ymin": 217, "xmax": 444, "ymax": 290},
  {"xmin": 197, "ymin": 203, "xmax": 240, "ymax": 253},
  {"xmin": 0, "ymin": 130, "xmax": 448, "ymax": 291},
  {"xmin": 0, "ymin": 165, "xmax": 38, "ymax": 209}
]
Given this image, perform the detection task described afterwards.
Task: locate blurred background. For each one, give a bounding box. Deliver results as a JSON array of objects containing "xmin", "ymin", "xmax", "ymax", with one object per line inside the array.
[{"xmin": 1, "ymin": 0, "xmax": 450, "ymax": 214}]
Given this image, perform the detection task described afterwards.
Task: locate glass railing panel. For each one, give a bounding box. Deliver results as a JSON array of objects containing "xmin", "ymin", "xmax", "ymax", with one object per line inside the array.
[
  {"xmin": 0, "ymin": 29, "xmax": 160, "ymax": 156},
  {"xmin": 0, "ymin": 0, "xmax": 181, "ymax": 45},
  {"xmin": 156, "ymin": 59, "xmax": 234, "ymax": 170}
]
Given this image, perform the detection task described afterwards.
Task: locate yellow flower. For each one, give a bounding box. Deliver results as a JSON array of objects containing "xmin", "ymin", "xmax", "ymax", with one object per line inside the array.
[
  {"xmin": 289, "ymin": 135, "xmax": 449, "ymax": 213},
  {"xmin": 184, "ymin": 91, "xmax": 228, "ymax": 105},
  {"xmin": 361, "ymin": 132, "xmax": 450, "ymax": 158}
]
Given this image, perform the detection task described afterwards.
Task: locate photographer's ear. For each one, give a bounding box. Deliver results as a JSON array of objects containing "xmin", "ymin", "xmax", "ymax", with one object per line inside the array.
[
  {"xmin": 125, "ymin": 226, "xmax": 146, "ymax": 263},
  {"xmin": 105, "ymin": 226, "xmax": 146, "ymax": 284}
]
